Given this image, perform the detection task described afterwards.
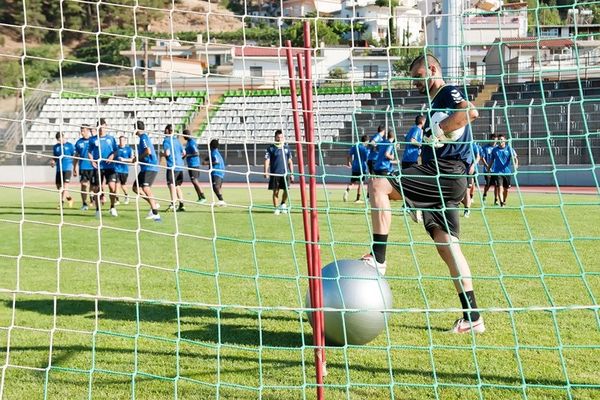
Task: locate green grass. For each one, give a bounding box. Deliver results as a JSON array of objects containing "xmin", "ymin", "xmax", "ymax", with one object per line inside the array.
[{"xmin": 0, "ymin": 184, "xmax": 598, "ymax": 399}]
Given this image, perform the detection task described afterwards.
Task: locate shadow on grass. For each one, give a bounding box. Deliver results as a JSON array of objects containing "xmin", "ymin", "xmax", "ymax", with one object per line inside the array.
[{"xmin": 1, "ymin": 342, "xmax": 575, "ymax": 390}]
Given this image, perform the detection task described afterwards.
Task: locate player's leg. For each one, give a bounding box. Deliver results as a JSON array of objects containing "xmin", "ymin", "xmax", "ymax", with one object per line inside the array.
[
  {"xmin": 502, "ymin": 176, "xmax": 511, "ymax": 206},
  {"xmin": 482, "ymin": 174, "xmax": 491, "ymax": 201},
  {"xmin": 462, "ymin": 177, "xmax": 472, "ymax": 218},
  {"xmin": 166, "ymin": 170, "xmax": 177, "ymax": 211},
  {"xmin": 343, "ymin": 180, "xmax": 351, "ymax": 202},
  {"xmin": 135, "ymin": 171, "xmax": 160, "ymax": 220},
  {"xmin": 176, "ymin": 173, "xmax": 185, "ymax": 211},
  {"xmin": 430, "ymin": 226, "xmax": 484, "ymax": 333},
  {"xmin": 496, "ymin": 176, "xmax": 505, "ymax": 206},
  {"xmin": 189, "ymin": 170, "xmax": 206, "ymax": 202},
  {"xmin": 80, "ymin": 172, "xmax": 90, "ymax": 209},
  {"xmin": 212, "ymin": 176, "xmax": 225, "ymax": 206}
]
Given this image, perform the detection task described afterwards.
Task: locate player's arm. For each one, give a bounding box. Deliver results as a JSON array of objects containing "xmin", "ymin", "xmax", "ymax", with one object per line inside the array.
[
  {"xmin": 346, "ymin": 150, "xmax": 352, "ymax": 168},
  {"xmin": 512, "ymin": 149, "xmax": 519, "ymax": 171},
  {"xmin": 287, "ymin": 153, "xmax": 294, "ymax": 182},
  {"xmin": 87, "ymin": 145, "xmax": 98, "ymax": 169},
  {"xmin": 436, "ymin": 100, "xmax": 479, "ymax": 136},
  {"xmin": 264, "ymin": 152, "xmax": 270, "ymax": 178}
]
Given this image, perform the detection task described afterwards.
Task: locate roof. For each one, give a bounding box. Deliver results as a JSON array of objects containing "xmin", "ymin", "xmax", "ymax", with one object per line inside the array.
[
  {"xmin": 233, "ymin": 46, "xmax": 306, "ymax": 58},
  {"xmin": 497, "ymin": 37, "xmax": 574, "ymax": 48}
]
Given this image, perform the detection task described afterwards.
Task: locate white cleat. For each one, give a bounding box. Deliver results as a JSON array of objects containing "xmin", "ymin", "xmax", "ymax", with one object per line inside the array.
[
  {"xmin": 80, "ymin": 204, "xmax": 89, "ymax": 211},
  {"xmin": 216, "ymin": 200, "xmax": 227, "ymax": 207},
  {"xmin": 145, "ymin": 213, "xmax": 161, "ymax": 221},
  {"xmin": 109, "ymin": 207, "xmax": 118, "ymax": 217},
  {"xmin": 449, "ymin": 317, "xmax": 486, "ymax": 334},
  {"xmin": 280, "ymin": 203, "xmax": 288, "ymax": 214},
  {"xmin": 360, "ymin": 254, "xmax": 387, "ymax": 276},
  {"xmin": 124, "ymin": 196, "xmax": 130, "ymax": 205},
  {"xmin": 274, "ymin": 208, "xmax": 281, "ymax": 215}
]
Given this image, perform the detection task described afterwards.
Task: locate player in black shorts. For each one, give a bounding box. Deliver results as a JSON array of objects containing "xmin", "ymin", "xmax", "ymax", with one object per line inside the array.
[{"xmin": 362, "ymin": 54, "xmax": 485, "ymax": 334}]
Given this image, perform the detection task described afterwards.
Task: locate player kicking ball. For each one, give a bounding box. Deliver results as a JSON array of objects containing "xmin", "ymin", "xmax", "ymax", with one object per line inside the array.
[{"xmin": 363, "ymin": 54, "xmax": 485, "ymax": 334}]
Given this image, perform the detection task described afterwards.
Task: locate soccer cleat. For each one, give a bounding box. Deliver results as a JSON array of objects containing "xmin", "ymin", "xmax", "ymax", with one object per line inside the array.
[
  {"xmin": 197, "ymin": 198, "xmax": 207, "ymax": 204},
  {"xmin": 124, "ymin": 196, "xmax": 130, "ymax": 205},
  {"xmin": 95, "ymin": 210, "xmax": 101, "ymax": 219},
  {"xmin": 145, "ymin": 213, "xmax": 161, "ymax": 221},
  {"xmin": 449, "ymin": 317, "xmax": 486, "ymax": 334},
  {"xmin": 354, "ymin": 199, "xmax": 363, "ymax": 204},
  {"xmin": 165, "ymin": 203, "xmax": 175, "ymax": 212},
  {"xmin": 360, "ymin": 253, "xmax": 387, "ymax": 276},
  {"xmin": 280, "ymin": 203, "xmax": 288, "ymax": 214},
  {"xmin": 109, "ymin": 207, "xmax": 118, "ymax": 217},
  {"xmin": 494, "ymin": 201, "xmax": 499, "ymax": 207},
  {"xmin": 500, "ymin": 202, "xmax": 506, "ymax": 208},
  {"xmin": 80, "ymin": 204, "xmax": 89, "ymax": 211},
  {"xmin": 274, "ymin": 208, "xmax": 281, "ymax": 215},
  {"xmin": 343, "ymin": 190, "xmax": 348, "ymax": 202},
  {"xmin": 177, "ymin": 205, "xmax": 186, "ymax": 212},
  {"xmin": 216, "ymin": 200, "xmax": 227, "ymax": 207},
  {"xmin": 67, "ymin": 198, "xmax": 74, "ymax": 208},
  {"xmin": 463, "ymin": 209, "xmax": 471, "ymax": 218},
  {"xmin": 482, "ymin": 195, "xmax": 487, "ymax": 203}
]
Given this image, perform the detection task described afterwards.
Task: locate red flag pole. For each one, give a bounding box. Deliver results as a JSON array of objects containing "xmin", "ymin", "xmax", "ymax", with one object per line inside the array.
[{"xmin": 303, "ymin": 20, "xmax": 326, "ymax": 395}]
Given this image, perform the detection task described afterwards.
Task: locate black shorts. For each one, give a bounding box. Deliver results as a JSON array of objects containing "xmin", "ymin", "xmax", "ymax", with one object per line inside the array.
[
  {"xmin": 388, "ymin": 159, "xmax": 467, "ymax": 239},
  {"xmin": 188, "ymin": 169, "xmax": 200, "ymax": 181},
  {"xmin": 117, "ymin": 173, "xmax": 128, "ymax": 186},
  {"xmin": 268, "ymin": 175, "xmax": 290, "ymax": 191},
  {"xmin": 101, "ymin": 169, "xmax": 117, "ymax": 183},
  {"xmin": 55, "ymin": 171, "xmax": 72, "ymax": 186},
  {"xmin": 212, "ymin": 175, "xmax": 223, "ymax": 192},
  {"xmin": 494, "ymin": 175, "xmax": 512, "ymax": 188},
  {"xmin": 166, "ymin": 170, "xmax": 184, "ymax": 186},
  {"xmin": 484, "ymin": 174, "xmax": 493, "ymax": 186},
  {"xmin": 79, "ymin": 169, "xmax": 94, "ymax": 183},
  {"xmin": 367, "ymin": 159, "xmax": 375, "ymax": 174},
  {"xmin": 135, "ymin": 170, "xmax": 157, "ymax": 188},
  {"xmin": 401, "ymin": 161, "xmax": 418, "ymax": 170},
  {"xmin": 350, "ymin": 170, "xmax": 366, "ymax": 183},
  {"xmin": 90, "ymin": 169, "xmax": 100, "ymax": 186}
]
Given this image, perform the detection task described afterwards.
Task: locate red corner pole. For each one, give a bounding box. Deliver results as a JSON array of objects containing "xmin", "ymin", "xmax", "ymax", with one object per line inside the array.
[{"xmin": 303, "ymin": 20, "xmax": 326, "ymax": 398}]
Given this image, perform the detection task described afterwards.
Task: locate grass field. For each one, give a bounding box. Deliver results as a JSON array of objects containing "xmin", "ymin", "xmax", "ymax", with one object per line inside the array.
[{"xmin": 0, "ymin": 183, "xmax": 598, "ymax": 400}]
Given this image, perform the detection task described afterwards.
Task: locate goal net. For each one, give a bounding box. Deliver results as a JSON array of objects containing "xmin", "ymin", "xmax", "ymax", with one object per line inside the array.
[{"xmin": 0, "ymin": 0, "xmax": 599, "ymax": 399}]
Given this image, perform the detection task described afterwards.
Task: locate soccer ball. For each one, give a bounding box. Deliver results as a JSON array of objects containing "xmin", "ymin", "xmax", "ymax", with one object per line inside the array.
[
  {"xmin": 430, "ymin": 111, "xmax": 466, "ymax": 143},
  {"xmin": 306, "ymin": 259, "xmax": 393, "ymax": 345}
]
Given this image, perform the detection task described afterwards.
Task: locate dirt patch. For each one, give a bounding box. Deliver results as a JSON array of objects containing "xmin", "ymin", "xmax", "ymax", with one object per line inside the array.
[{"xmin": 146, "ymin": 0, "xmax": 243, "ymax": 35}]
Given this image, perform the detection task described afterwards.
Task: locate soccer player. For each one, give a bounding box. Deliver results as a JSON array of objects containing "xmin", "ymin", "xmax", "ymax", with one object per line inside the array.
[
  {"xmin": 480, "ymin": 133, "xmax": 498, "ymax": 204},
  {"xmin": 363, "ymin": 54, "xmax": 484, "ymax": 334},
  {"xmin": 73, "ymin": 124, "xmax": 93, "ymax": 210},
  {"xmin": 88, "ymin": 123, "xmax": 118, "ymax": 217},
  {"xmin": 264, "ymin": 130, "xmax": 294, "ymax": 215},
  {"xmin": 205, "ymin": 139, "xmax": 226, "ymax": 207},
  {"xmin": 115, "ymin": 136, "xmax": 134, "ymax": 205},
  {"xmin": 132, "ymin": 120, "xmax": 161, "ymax": 221},
  {"xmin": 373, "ymin": 130, "xmax": 397, "ymax": 175},
  {"xmin": 343, "ymin": 134, "xmax": 369, "ymax": 203},
  {"xmin": 490, "ymin": 134, "xmax": 518, "ymax": 207},
  {"xmin": 401, "ymin": 115, "xmax": 424, "ymax": 169},
  {"xmin": 462, "ymin": 141, "xmax": 481, "ymax": 218},
  {"xmin": 162, "ymin": 125, "xmax": 186, "ymax": 212},
  {"xmin": 51, "ymin": 132, "xmax": 75, "ymax": 208},
  {"xmin": 367, "ymin": 125, "xmax": 386, "ymax": 174},
  {"xmin": 183, "ymin": 129, "xmax": 207, "ymax": 203}
]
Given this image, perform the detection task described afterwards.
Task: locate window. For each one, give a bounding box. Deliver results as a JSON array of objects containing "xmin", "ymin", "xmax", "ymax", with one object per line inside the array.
[
  {"xmin": 363, "ymin": 65, "xmax": 379, "ymax": 78},
  {"xmin": 250, "ymin": 66, "xmax": 263, "ymax": 77},
  {"xmin": 541, "ymin": 28, "xmax": 559, "ymax": 37}
]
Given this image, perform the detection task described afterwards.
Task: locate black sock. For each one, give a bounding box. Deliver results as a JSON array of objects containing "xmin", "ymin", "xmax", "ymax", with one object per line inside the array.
[
  {"xmin": 372, "ymin": 234, "xmax": 388, "ymax": 264},
  {"xmin": 458, "ymin": 291, "xmax": 480, "ymax": 322},
  {"xmin": 66, "ymin": 196, "xmax": 72, "ymax": 201},
  {"xmin": 152, "ymin": 209, "xmax": 158, "ymax": 215}
]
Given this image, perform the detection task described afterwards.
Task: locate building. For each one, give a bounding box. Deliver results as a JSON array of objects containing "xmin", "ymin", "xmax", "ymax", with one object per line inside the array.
[{"xmin": 282, "ymin": 0, "xmax": 343, "ymax": 16}]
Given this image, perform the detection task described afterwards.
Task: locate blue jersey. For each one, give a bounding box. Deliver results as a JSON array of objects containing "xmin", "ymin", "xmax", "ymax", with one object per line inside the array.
[
  {"xmin": 74, "ymin": 138, "xmax": 93, "ymax": 171},
  {"xmin": 401, "ymin": 125, "xmax": 423, "ymax": 163},
  {"xmin": 422, "ymin": 85, "xmax": 473, "ymax": 165},
  {"xmin": 470, "ymin": 143, "xmax": 482, "ymax": 172},
  {"xmin": 163, "ymin": 137, "xmax": 185, "ymax": 172},
  {"xmin": 210, "ymin": 148, "xmax": 225, "ymax": 178},
  {"xmin": 349, "ymin": 143, "xmax": 369, "ymax": 173},
  {"xmin": 53, "ymin": 142, "xmax": 75, "ymax": 172},
  {"xmin": 265, "ymin": 143, "xmax": 292, "ymax": 174},
  {"xmin": 185, "ymin": 138, "xmax": 200, "ymax": 168},
  {"xmin": 88, "ymin": 135, "xmax": 117, "ymax": 170},
  {"xmin": 115, "ymin": 145, "xmax": 133, "ymax": 174},
  {"xmin": 481, "ymin": 144, "xmax": 496, "ymax": 169},
  {"xmin": 373, "ymin": 139, "xmax": 395, "ymax": 173},
  {"xmin": 137, "ymin": 133, "xmax": 159, "ymax": 172},
  {"xmin": 368, "ymin": 132, "xmax": 385, "ymax": 161},
  {"xmin": 491, "ymin": 145, "xmax": 516, "ymax": 174}
]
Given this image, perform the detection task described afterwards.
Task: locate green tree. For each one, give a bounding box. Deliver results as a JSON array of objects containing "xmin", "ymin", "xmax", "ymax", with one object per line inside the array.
[
  {"xmin": 375, "ymin": 0, "xmax": 399, "ymax": 46},
  {"xmin": 285, "ymin": 19, "xmax": 341, "ymax": 47}
]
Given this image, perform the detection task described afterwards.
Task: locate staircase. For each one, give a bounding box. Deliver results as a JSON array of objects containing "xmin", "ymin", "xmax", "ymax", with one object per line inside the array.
[
  {"xmin": 188, "ymin": 93, "xmax": 222, "ymax": 134},
  {"xmin": 472, "ymin": 83, "xmax": 498, "ymax": 108}
]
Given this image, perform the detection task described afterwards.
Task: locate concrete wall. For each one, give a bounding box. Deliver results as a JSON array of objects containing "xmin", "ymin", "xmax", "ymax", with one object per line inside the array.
[{"xmin": 3, "ymin": 165, "xmax": 599, "ymax": 186}]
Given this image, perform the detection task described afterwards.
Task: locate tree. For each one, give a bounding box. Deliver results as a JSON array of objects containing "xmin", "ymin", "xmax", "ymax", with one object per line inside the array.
[
  {"xmin": 285, "ymin": 19, "xmax": 342, "ymax": 47},
  {"xmin": 375, "ymin": 0, "xmax": 399, "ymax": 46}
]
